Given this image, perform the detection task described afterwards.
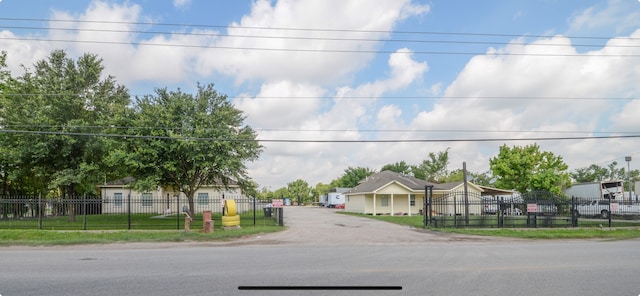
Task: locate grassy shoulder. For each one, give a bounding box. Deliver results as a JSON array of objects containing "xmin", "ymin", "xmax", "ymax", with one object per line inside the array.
[
  {"xmin": 0, "ymin": 226, "xmax": 283, "ymax": 246},
  {"xmin": 340, "ymin": 212, "xmax": 640, "ymax": 240}
]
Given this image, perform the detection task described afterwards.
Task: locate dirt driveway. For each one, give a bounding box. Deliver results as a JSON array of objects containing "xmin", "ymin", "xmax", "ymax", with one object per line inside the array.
[{"xmin": 240, "ymin": 206, "xmax": 500, "ymax": 246}]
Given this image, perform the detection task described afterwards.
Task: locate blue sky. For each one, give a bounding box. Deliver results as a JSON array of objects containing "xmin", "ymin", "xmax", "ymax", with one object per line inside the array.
[{"xmin": 1, "ymin": 0, "xmax": 640, "ymax": 189}]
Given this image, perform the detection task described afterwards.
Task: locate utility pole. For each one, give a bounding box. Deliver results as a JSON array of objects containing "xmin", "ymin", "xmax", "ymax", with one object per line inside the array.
[{"xmin": 625, "ymin": 156, "xmax": 632, "ymax": 202}]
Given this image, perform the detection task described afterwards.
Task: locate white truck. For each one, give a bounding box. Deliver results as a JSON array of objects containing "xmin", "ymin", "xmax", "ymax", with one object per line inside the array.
[
  {"xmin": 325, "ymin": 188, "xmax": 350, "ymax": 208},
  {"xmin": 564, "ymin": 181, "xmax": 625, "ymax": 200},
  {"xmin": 574, "ymin": 199, "xmax": 640, "ymax": 219}
]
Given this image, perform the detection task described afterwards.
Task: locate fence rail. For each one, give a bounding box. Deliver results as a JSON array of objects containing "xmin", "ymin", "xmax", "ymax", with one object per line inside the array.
[
  {"xmin": 423, "ymin": 192, "xmax": 640, "ymax": 228},
  {"xmin": 0, "ymin": 195, "xmax": 280, "ymax": 230}
]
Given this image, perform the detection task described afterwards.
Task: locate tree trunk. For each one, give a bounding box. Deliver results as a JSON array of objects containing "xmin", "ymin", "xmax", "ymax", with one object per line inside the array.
[{"xmin": 188, "ymin": 196, "xmax": 195, "ymax": 220}]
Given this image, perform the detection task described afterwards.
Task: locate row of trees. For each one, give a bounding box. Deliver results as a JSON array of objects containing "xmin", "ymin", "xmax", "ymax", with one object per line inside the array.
[
  {"xmin": 0, "ymin": 50, "xmax": 262, "ymax": 219},
  {"xmin": 259, "ymin": 144, "xmax": 639, "ymax": 203}
]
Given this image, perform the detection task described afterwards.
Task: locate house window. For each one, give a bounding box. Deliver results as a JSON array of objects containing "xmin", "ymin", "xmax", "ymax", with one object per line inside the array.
[
  {"xmin": 410, "ymin": 194, "xmax": 416, "ymax": 206},
  {"xmin": 197, "ymin": 193, "xmax": 209, "ymax": 205},
  {"xmin": 381, "ymin": 195, "xmax": 389, "ymax": 206},
  {"xmin": 142, "ymin": 193, "xmax": 153, "ymax": 207},
  {"xmin": 114, "ymin": 193, "xmax": 122, "ymax": 207}
]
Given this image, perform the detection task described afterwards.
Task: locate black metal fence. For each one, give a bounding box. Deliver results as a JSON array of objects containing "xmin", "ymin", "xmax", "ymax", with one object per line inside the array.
[
  {"xmin": 0, "ymin": 195, "xmax": 281, "ymax": 230},
  {"xmin": 424, "ymin": 191, "xmax": 640, "ymax": 228}
]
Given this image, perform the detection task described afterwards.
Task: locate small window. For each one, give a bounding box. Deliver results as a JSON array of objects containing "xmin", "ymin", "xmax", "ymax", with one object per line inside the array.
[
  {"xmin": 410, "ymin": 194, "xmax": 416, "ymax": 206},
  {"xmin": 142, "ymin": 193, "xmax": 153, "ymax": 207},
  {"xmin": 114, "ymin": 193, "xmax": 122, "ymax": 207},
  {"xmin": 197, "ymin": 193, "xmax": 209, "ymax": 205},
  {"xmin": 381, "ymin": 195, "xmax": 389, "ymax": 206}
]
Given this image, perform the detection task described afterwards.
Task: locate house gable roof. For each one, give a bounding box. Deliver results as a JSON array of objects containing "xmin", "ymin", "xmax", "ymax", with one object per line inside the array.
[
  {"xmin": 347, "ymin": 170, "xmax": 440, "ymax": 194},
  {"xmin": 346, "ymin": 170, "xmax": 486, "ymax": 194}
]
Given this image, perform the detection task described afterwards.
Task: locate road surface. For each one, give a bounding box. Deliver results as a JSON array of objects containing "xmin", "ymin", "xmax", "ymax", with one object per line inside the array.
[{"xmin": 1, "ymin": 206, "xmax": 638, "ymax": 296}]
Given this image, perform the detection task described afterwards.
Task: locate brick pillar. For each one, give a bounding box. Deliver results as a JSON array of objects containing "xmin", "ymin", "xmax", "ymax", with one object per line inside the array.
[{"xmin": 203, "ymin": 210, "xmax": 213, "ymax": 233}]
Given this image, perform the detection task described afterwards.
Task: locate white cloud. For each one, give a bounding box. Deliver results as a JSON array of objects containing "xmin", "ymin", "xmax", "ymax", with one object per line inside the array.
[
  {"xmin": 568, "ymin": 0, "xmax": 640, "ymax": 35},
  {"xmin": 407, "ymin": 29, "xmax": 640, "ymax": 174},
  {"xmin": 243, "ymin": 48, "xmax": 429, "ymax": 187},
  {"xmin": 173, "ymin": 0, "xmax": 191, "ymax": 9},
  {"xmin": 196, "ymin": 0, "xmax": 430, "ymax": 85}
]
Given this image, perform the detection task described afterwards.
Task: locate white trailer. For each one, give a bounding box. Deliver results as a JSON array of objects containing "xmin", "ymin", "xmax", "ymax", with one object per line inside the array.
[
  {"xmin": 326, "ymin": 188, "xmax": 350, "ymax": 207},
  {"xmin": 564, "ymin": 181, "xmax": 625, "ymax": 200}
]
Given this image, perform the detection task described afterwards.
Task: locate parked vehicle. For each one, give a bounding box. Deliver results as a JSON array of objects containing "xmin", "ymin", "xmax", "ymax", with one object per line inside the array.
[
  {"xmin": 574, "ymin": 200, "xmax": 640, "ymax": 219},
  {"xmin": 564, "ymin": 181, "xmax": 625, "ymax": 200},
  {"xmin": 574, "ymin": 199, "xmax": 612, "ymax": 219},
  {"xmin": 325, "ymin": 188, "xmax": 350, "ymax": 208},
  {"xmin": 334, "ymin": 203, "xmax": 345, "ymax": 209}
]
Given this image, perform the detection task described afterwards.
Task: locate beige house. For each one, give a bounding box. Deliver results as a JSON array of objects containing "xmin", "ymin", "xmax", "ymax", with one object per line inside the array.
[
  {"xmin": 98, "ymin": 177, "xmax": 245, "ymax": 214},
  {"xmin": 344, "ymin": 170, "xmax": 485, "ymax": 216}
]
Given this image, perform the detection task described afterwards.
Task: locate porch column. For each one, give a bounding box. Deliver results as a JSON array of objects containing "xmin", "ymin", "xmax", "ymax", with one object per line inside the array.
[
  {"xmin": 390, "ymin": 193, "xmax": 394, "ymax": 216},
  {"xmin": 407, "ymin": 195, "xmax": 411, "ymax": 217},
  {"xmin": 372, "ymin": 193, "xmax": 377, "ymax": 216}
]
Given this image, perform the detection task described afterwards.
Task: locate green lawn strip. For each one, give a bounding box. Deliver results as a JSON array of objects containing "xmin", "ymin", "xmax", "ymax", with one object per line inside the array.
[
  {"xmin": 0, "ymin": 212, "xmax": 279, "ymax": 230},
  {"xmin": 340, "ymin": 211, "xmax": 640, "ymax": 240},
  {"xmin": 0, "ymin": 226, "xmax": 282, "ymax": 246}
]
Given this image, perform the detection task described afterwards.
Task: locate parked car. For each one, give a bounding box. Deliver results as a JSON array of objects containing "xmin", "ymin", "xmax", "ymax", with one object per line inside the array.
[{"xmin": 334, "ymin": 203, "xmax": 345, "ymax": 209}]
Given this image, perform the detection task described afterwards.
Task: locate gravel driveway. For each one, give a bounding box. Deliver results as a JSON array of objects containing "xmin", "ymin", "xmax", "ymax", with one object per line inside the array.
[{"xmin": 238, "ymin": 206, "xmax": 500, "ymax": 246}]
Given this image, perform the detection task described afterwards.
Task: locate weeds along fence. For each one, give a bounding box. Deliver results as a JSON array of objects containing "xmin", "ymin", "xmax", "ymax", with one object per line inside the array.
[
  {"xmin": 424, "ymin": 191, "xmax": 640, "ymax": 228},
  {"xmin": 0, "ymin": 195, "xmax": 281, "ymax": 230}
]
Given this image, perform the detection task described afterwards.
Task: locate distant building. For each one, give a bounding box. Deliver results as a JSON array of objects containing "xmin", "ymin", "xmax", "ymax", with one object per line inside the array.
[{"xmin": 98, "ymin": 177, "xmax": 244, "ymax": 214}]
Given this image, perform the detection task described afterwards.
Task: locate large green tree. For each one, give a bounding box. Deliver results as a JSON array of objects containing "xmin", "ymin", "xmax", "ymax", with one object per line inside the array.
[
  {"xmin": 330, "ymin": 166, "xmax": 376, "ymax": 188},
  {"xmin": 118, "ymin": 83, "xmax": 262, "ymax": 218},
  {"xmin": 413, "ymin": 148, "xmax": 450, "ymax": 182},
  {"xmin": 571, "ymin": 162, "xmax": 640, "ymax": 187},
  {"xmin": 287, "ymin": 179, "xmax": 311, "ymax": 204},
  {"xmin": 380, "ymin": 161, "xmax": 412, "ymax": 175},
  {"xmin": 1, "ymin": 50, "xmax": 129, "ymax": 205},
  {"xmin": 489, "ymin": 144, "xmax": 570, "ymax": 195},
  {"xmin": 311, "ymin": 182, "xmax": 330, "ymax": 203}
]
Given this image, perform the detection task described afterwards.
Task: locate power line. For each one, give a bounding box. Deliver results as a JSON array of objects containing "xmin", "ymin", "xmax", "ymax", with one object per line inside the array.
[
  {"xmin": 2, "ymin": 124, "xmax": 638, "ymax": 135},
  {"xmin": 2, "ymin": 17, "xmax": 637, "ymax": 42},
  {"xmin": 5, "ymin": 93, "xmax": 640, "ymax": 101},
  {"xmin": 2, "ymin": 36, "xmax": 638, "ymax": 57},
  {"xmin": 1, "ymin": 129, "xmax": 640, "ymax": 143},
  {"xmin": 3, "ymin": 25, "xmax": 639, "ymax": 49}
]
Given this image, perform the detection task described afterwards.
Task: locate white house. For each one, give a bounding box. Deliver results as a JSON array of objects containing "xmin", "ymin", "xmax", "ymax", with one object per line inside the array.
[
  {"xmin": 98, "ymin": 177, "xmax": 245, "ymax": 214},
  {"xmin": 344, "ymin": 170, "xmax": 485, "ymax": 216}
]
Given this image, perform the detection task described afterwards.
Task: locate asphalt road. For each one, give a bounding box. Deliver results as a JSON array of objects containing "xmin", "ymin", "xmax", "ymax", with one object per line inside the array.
[{"xmin": 1, "ymin": 207, "xmax": 639, "ymax": 296}]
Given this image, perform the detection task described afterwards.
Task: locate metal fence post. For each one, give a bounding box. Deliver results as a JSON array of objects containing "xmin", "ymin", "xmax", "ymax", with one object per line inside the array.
[
  {"xmin": 253, "ymin": 196, "xmax": 256, "ymax": 226},
  {"xmin": 423, "ymin": 186, "xmax": 428, "ymax": 227},
  {"xmin": 83, "ymin": 194, "xmax": 87, "ymax": 231},
  {"xmin": 571, "ymin": 196, "xmax": 578, "ymax": 227},
  {"xmin": 176, "ymin": 194, "xmax": 180, "ymax": 230},
  {"xmin": 127, "ymin": 193, "xmax": 131, "ymax": 230},
  {"xmin": 38, "ymin": 193, "xmax": 43, "ymax": 230},
  {"xmin": 428, "ymin": 186, "xmax": 433, "ymax": 227},
  {"xmin": 608, "ymin": 199, "xmax": 612, "ymax": 227}
]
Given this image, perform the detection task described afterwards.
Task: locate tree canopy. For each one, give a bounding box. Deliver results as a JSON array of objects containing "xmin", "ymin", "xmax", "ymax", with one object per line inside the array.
[
  {"xmin": 0, "ymin": 50, "xmax": 129, "ymax": 201},
  {"xmin": 571, "ymin": 162, "xmax": 640, "ymax": 183},
  {"xmin": 330, "ymin": 167, "xmax": 376, "ymax": 188},
  {"xmin": 115, "ymin": 83, "xmax": 262, "ymax": 217},
  {"xmin": 490, "ymin": 144, "xmax": 570, "ymax": 195}
]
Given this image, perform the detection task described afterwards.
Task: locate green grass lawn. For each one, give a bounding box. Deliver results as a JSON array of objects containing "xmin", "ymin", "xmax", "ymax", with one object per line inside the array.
[
  {"xmin": 0, "ymin": 210, "xmax": 284, "ymax": 246},
  {"xmin": 0, "ymin": 226, "xmax": 283, "ymax": 246},
  {"xmin": 341, "ymin": 212, "xmax": 640, "ymax": 240},
  {"xmin": 0, "ymin": 211, "xmax": 279, "ymax": 230}
]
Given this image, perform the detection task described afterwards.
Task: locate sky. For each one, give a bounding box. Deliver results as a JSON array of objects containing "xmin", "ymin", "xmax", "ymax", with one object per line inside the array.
[{"xmin": 1, "ymin": 0, "xmax": 640, "ymax": 190}]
